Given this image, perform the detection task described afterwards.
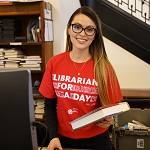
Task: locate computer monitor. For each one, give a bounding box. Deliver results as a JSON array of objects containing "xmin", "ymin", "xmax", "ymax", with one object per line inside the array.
[{"xmin": 0, "ymin": 69, "xmax": 38, "ymax": 150}]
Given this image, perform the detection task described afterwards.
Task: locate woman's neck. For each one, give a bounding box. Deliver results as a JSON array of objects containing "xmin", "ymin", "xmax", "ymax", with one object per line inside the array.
[{"xmin": 70, "ymin": 50, "xmax": 91, "ymax": 63}]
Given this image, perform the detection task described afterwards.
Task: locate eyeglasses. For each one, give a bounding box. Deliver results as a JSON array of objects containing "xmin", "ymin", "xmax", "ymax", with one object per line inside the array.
[{"xmin": 71, "ymin": 24, "xmax": 96, "ymax": 36}]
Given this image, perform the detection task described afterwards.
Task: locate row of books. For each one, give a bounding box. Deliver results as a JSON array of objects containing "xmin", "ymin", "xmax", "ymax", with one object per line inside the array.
[
  {"xmin": 0, "ymin": 48, "xmax": 42, "ymax": 70},
  {"xmin": 0, "ymin": 17, "xmax": 41, "ymax": 42},
  {"xmin": 34, "ymin": 99, "xmax": 45, "ymax": 119},
  {"xmin": 0, "ymin": 18, "xmax": 23, "ymax": 42},
  {"xmin": 27, "ymin": 18, "xmax": 42, "ymax": 42}
]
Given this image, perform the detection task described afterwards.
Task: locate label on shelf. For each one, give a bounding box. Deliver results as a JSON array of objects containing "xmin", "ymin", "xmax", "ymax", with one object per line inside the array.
[{"xmin": 10, "ymin": 42, "xmax": 22, "ymax": 45}]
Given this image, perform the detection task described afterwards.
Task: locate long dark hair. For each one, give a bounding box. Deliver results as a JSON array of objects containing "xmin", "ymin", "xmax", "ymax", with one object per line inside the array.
[{"xmin": 66, "ymin": 6, "xmax": 120, "ymax": 105}]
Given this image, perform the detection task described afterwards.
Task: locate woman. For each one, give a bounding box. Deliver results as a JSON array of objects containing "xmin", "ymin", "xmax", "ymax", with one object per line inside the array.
[{"xmin": 39, "ymin": 6, "xmax": 123, "ymax": 150}]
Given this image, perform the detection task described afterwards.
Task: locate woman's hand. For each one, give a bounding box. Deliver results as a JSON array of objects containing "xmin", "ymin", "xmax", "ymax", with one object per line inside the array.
[
  {"xmin": 96, "ymin": 116, "xmax": 114, "ymax": 128},
  {"xmin": 47, "ymin": 138, "xmax": 63, "ymax": 150}
]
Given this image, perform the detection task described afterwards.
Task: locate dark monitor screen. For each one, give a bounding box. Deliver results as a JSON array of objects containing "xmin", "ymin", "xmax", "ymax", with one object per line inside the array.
[{"xmin": 0, "ymin": 69, "xmax": 38, "ymax": 150}]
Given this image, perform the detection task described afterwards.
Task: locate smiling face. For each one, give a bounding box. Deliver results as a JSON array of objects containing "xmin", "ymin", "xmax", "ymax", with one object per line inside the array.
[{"xmin": 68, "ymin": 14, "xmax": 96, "ymax": 52}]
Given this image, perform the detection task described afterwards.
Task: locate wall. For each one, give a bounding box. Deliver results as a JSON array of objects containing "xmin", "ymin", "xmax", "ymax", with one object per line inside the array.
[
  {"xmin": 104, "ymin": 37, "xmax": 150, "ymax": 89},
  {"xmin": 48, "ymin": 0, "xmax": 150, "ymax": 89},
  {"xmin": 48, "ymin": 0, "xmax": 80, "ymax": 54}
]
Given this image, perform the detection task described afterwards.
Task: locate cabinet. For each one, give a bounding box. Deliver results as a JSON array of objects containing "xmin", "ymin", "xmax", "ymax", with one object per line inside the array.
[
  {"xmin": 0, "ymin": 1, "xmax": 53, "ymax": 88},
  {"xmin": 121, "ymin": 88, "xmax": 150, "ymax": 108}
]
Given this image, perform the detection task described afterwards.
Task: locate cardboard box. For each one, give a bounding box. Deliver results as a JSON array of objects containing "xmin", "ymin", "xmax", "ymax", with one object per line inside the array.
[{"xmin": 113, "ymin": 108, "xmax": 150, "ymax": 150}]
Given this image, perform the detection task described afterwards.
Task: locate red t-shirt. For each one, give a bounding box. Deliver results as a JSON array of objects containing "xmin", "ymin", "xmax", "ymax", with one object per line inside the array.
[{"xmin": 39, "ymin": 51, "xmax": 122, "ymax": 139}]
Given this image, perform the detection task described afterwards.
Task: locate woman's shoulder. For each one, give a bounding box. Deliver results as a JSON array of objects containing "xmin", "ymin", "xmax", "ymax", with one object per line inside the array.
[
  {"xmin": 52, "ymin": 51, "xmax": 68, "ymax": 60},
  {"xmin": 50, "ymin": 52, "xmax": 68, "ymax": 61},
  {"xmin": 47, "ymin": 51, "xmax": 69, "ymax": 64}
]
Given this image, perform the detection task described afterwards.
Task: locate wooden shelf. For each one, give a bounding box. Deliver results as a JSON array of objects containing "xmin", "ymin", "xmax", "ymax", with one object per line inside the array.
[
  {"xmin": 0, "ymin": 42, "xmax": 42, "ymax": 45},
  {"xmin": 0, "ymin": 11, "xmax": 40, "ymax": 16},
  {"xmin": 121, "ymin": 88, "xmax": 150, "ymax": 99},
  {"xmin": 0, "ymin": 2, "xmax": 42, "ymax": 16},
  {"xmin": 0, "ymin": 1, "xmax": 53, "ymax": 84}
]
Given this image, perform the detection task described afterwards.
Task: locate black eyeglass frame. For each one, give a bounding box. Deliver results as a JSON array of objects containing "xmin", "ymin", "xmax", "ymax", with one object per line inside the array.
[{"xmin": 71, "ymin": 24, "xmax": 97, "ymax": 36}]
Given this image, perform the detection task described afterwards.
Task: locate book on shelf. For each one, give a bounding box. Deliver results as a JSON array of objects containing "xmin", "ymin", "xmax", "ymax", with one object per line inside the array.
[
  {"xmin": 0, "ymin": 65, "xmax": 4, "ymax": 68},
  {"xmin": 0, "ymin": 56, "xmax": 4, "ymax": 60},
  {"xmin": 20, "ymin": 61, "xmax": 41, "ymax": 65},
  {"xmin": 7, "ymin": 57, "xmax": 22, "ymax": 61},
  {"xmin": 34, "ymin": 98, "xmax": 44, "ymax": 119},
  {"xmin": 35, "ymin": 108, "xmax": 44, "ymax": 114},
  {"xmin": 4, "ymin": 51, "xmax": 23, "ymax": 56},
  {"xmin": 5, "ymin": 62, "xmax": 19, "ymax": 68},
  {"xmin": 70, "ymin": 102, "xmax": 130, "ymax": 131},
  {"xmin": 3, "ymin": 59, "xmax": 21, "ymax": 63},
  {"xmin": 21, "ymin": 58, "xmax": 41, "ymax": 62},
  {"xmin": 0, "ymin": 60, "xmax": 4, "ymax": 68},
  {"xmin": 0, "ymin": 61, "xmax": 4, "ymax": 63},
  {"xmin": 0, "ymin": 51, "xmax": 3, "ymax": 55},
  {"xmin": 20, "ymin": 63, "xmax": 40, "ymax": 68},
  {"xmin": 27, "ymin": 18, "xmax": 40, "ymax": 42},
  {"xmin": 35, "ymin": 104, "xmax": 44, "ymax": 109},
  {"xmin": 3, "ymin": 48, "xmax": 20, "ymax": 53},
  {"xmin": 24, "ymin": 55, "xmax": 41, "ymax": 59},
  {"xmin": 22, "ymin": 55, "xmax": 41, "ymax": 61},
  {"xmin": 35, "ymin": 114, "xmax": 44, "ymax": 119},
  {"xmin": 4, "ymin": 54, "xmax": 24, "ymax": 58},
  {"xmin": 34, "ymin": 99, "xmax": 44, "ymax": 107},
  {"xmin": 0, "ymin": 49, "xmax": 3, "ymax": 52}
]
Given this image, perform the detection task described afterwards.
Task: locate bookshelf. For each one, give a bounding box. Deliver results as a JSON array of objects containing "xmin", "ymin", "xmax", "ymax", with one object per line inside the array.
[{"xmin": 0, "ymin": 1, "xmax": 53, "ymax": 87}]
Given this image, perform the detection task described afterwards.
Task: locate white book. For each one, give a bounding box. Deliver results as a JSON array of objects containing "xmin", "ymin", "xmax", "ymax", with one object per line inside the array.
[
  {"xmin": 24, "ymin": 55, "xmax": 40, "ymax": 59},
  {"xmin": 3, "ymin": 48, "xmax": 18, "ymax": 53},
  {"xmin": 4, "ymin": 55, "xmax": 24, "ymax": 58},
  {"xmin": 5, "ymin": 63, "xmax": 19, "ymax": 68},
  {"xmin": 0, "ymin": 57, "xmax": 4, "ymax": 60},
  {"xmin": 3, "ymin": 59, "xmax": 21, "ymax": 63},
  {"xmin": 26, "ymin": 60, "xmax": 42, "ymax": 63},
  {"xmin": 0, "ymin": 65, "xmax": 5, "ymax": 68},
  {"xmin": 7, "ymin": 57, "xmax": 22, "ymax": 61},
  {"xmin": 21, "ymin": 58, "xmax": 41, "ymax": 61},
  {"xmin": 35, "ymin": 114, "xmax": 44, "ymax": 119},
  {"xmin": 20, "ymin": 62, "xmax": 40, "ymax": 65},
  {"xmin": 0, "ymin": 48, "xmax": 4, "ymax": 52},
  {"xmin": 70, "ymin": 102, "xmax": 130, "ymax": 131},
  {"xmin": 20, "ymin": 64, "xmax": 40, "ymax": 68},
  {"xmin": 35, "ymin": 108, "xmax": 44, "ymax": 114},
  {"xmin": 0, "ymin": 51, "xmax": 3, "ymax": 55},
  {"xmin": 4, "ymin": 51, "xmax": 23, "ymax": 56}
]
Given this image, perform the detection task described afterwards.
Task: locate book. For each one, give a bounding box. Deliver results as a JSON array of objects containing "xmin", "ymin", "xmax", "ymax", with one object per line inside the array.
[
  {"xmin": 4, "ymin": 54, "xmax": 24, "ymax": 58},
  {"xmin": 35, "ymin": 108, "xmax": 44, "ymax": 114},
  {"xmin": 70, "ymin": 102, "xmax": 130, "ymax": 130},
  {"xmin": 127, "ymin": 120, "xmax": 150, "ymax": 130},
  {"xmin": 20, "ymin": 63, "xmax": 40, "ymax": 68},
  {"xmin": 4, "ymin": 51, "xmax": 23, "ymax": 56},
  {"xmin": 7, "ymin": 57, "xmax": 22, "ymax": 61},
  {"xmin": 35, "ymin": 114, "xmax": 44, "ymax": 119},
  {"xmin": 5, "ymin": 62, "xmax": 19, "ymax": 68},
  {"xmin": 3, "ymin": 48, "xmax": 19, "ymax": 53}
]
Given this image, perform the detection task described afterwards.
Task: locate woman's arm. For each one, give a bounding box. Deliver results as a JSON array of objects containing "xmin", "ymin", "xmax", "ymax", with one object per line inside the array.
[{"xmin": 44, "ymin": 97, "xmax": 59, "ymax": 140}]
